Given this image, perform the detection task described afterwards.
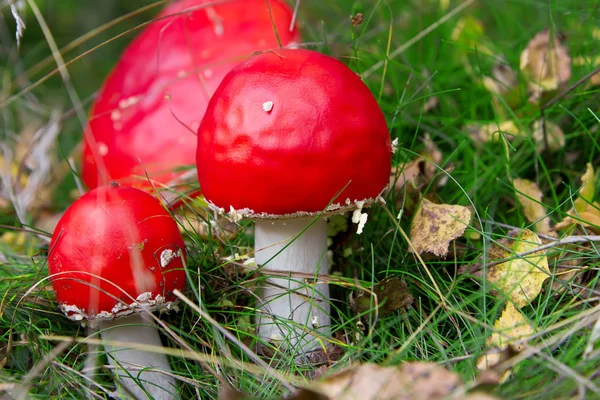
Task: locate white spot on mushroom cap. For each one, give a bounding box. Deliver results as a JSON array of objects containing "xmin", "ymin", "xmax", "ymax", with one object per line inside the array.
[
  {"xmin": 98, "ymin": 142, "xmax": 108, "ymax": 156},
  {"xmin": 203, "ymin": 69, "xmax": 213, "ymax": 79},
  {"xmin": 110, "ymin": 110, "xmax": 122, "ymax": 121},
  {"xmin": 160, "ymin": 249, "xmax": 181, "ymax": 268},
  {"xmin": 262, "ymin": 101, "xmax": 274, "ymax": 112}
]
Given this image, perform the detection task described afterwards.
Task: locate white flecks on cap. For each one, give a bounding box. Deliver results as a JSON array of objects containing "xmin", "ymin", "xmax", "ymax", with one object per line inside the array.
[
  {"xmin": 160, "ymin": 249, "xmax": 181, "ymax": 268},
  {"xmin": 110, "ymin": 109, "xmax": 122, "ymax": 121},
  {"xmin": 118, "ymin": 96, "xmax": 141, "ymax": 109},
  {"xmin": 262, "ymin": 101, "xmax": 274, "ymax": 113},
  {"xmin": 391, "ymin": 137, "xmax": 399, "ymax": 154},
  {"xmin": 59, "ymin": 292, "xmax": 178, "ymax": 326},
  {"xmin": 98, "ymin": 142, "xmax": 109, "ymax": 156},
  {"xmin": 208, "ymin": 194, "xmax": 385, "ymax": 221},
  {"xmin": 205, "ymin": 7, "xmax": 224, "ymax": 37},
  {"xmin": 203, "ymin": 69, "xmax": 213, "ymax": 79},
  {"xmin": 228, "ymin": 206, "xmax": 244, "ymax": 223}
]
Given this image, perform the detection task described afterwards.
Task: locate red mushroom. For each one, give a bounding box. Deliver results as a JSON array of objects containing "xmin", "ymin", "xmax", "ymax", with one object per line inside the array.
[
  {"xmin": 48, "ymin": 183, "xmax": 186, "ymax": 399},
  {"xmin": 81, "ymin": 0, "xmax": 299, "ymax": 204},
  {"xmin": 196, "ymin": 49, "xmax": 392, "ymax": 356}
]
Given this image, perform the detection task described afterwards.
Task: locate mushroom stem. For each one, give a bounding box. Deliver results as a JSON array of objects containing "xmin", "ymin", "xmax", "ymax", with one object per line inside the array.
[
  {"xmin": 98, "ymin": 314, "xmax": 178, "ymax": 400},
  {"xmin": 254, "ymin": 218, "xmax": 331, "ymax": 354}
]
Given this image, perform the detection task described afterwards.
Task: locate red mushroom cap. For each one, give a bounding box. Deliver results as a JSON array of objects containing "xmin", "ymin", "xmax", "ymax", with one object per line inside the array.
[
  {"xmin": 196, "ymin": 49, "xmax": 392, "ymax": 219},
  {"xmin": 82, "ymin": 0, "xmax": 299, "ymax": 196},
  {"xmin": 48, "ymin": 184, "xmax": 187, "ymax": 323}
]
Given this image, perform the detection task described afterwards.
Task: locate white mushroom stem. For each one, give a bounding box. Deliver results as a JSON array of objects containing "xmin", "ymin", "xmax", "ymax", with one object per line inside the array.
[
  {"xmin": 98, "ymin": 314, "xmax": 178, "ymax": 400},
  {"xmin": 254, "ymin": 218, "xmax": 330, "ymax": 354}
]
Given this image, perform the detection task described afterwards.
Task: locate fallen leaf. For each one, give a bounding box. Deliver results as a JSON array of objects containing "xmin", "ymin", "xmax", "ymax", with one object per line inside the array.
[
  {"xmin": 531, "ymin": 120, "xmax": 565, "ymax": 152},
  {"xmin": 353, "ymin": 277, "xmax": 414, "ymax": 317},
  {"xmin": 476, "ymin": 302, "xmax": 534, "ymax": 382},
  {"xmin": 308, "ymin": 362, "xmax": 463, "ymax": 400},
  {"xmin": 451, "ymin": 16, "xmax": 491, "ymax": 54},
  {"xmin": 574, "ymin": 163, "xmax": 595, "ymax": 212},
  {"xmin": 512, "ymin": 178, "xmax": 553, "ymax": 235},
  {"xmin": 520, "ymin": 30, "xmax": 571, "ymax": 101},
  {"xmin": 554, "ymin": 201, "xmax": 600, "ymax": 233},
  {"xmin": 409, "ymin": 199, "xmax": 472, "ymax": 257},
  {"xmin": 466, "ymin": 120, "xmax": 525, "ymax": 144},
  {"xmin": 555, "ymin": 164, "xmax": 600, "ymax": 232},
  {"xmin": 484, "ymin": 229, "xmax": 550, "ymax": 308},
  {"xmin": 483, "ymin": 61, "xmax": 518, "ymax": 97}
]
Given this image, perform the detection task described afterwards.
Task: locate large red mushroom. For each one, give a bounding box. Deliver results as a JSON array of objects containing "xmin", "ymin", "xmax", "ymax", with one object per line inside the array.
[
  {"xmin": 196, "ymin": 49, "xmax": 392, "ymax": 357},
  {"xmin": 49, "ymin": 183, "xmax": 186, "ymax": 399},
  {"xmin": 82, "ymin": 0, "xmax": 299, "ymax": 203}
]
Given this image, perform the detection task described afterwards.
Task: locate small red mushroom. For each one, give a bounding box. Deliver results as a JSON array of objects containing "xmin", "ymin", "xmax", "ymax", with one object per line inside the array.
[
  {"xmin": 196, "ymin": 49, "xmax": 392, "ymax": 356},
  {"xmin": 48, "ymin": 183, "xmax": 186, "ymax": 399},
  {"xmin": 81, "ymin": 0, "xmax": 299, "ymax": 205}
]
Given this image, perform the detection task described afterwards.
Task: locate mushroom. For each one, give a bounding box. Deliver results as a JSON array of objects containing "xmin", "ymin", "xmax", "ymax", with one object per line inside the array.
[
  {"xmin": 196, "ymin": 49, "xmax": 392, "ymax": 356},
  {"xmin": 48, "ymin": 183, "xmax": 187, "ymax": 400},
  {"xmin": 81, "ymin": 0, "xmax": 300, "ymax": 204}
]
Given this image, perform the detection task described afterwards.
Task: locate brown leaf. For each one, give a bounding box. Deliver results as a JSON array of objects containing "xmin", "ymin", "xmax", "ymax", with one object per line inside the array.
[
  {"xmin": 512, "ymin": 178, "xmax": 553, "ymax": 235},
  {"xmin": 484, "ymin": 229, "xmax": 550, "ymax": 308},
  {"xmin": 520, "ymin": 30, "xmax": 571, "ymax": 101},
  {"xmin": 483, "ymin": 62, "xmax": 518, "ymax": 97},
  {"xmin": 309, "ymin": 362, "xmax": 463, "ymax": 400},
  {"xmin": 531, "ymin": 120, "xmax": 565, "ymax": 152},
  {"xmin": 353, "ymin": 277, "xmax": 414, "ymax": 317},
  {"xmin": 409, "ymin": 199, "xmax": 472, "ymax": 257},
  {"xmin": 555, "ymin": 163, "xmax": 599, "ymax": 232}
]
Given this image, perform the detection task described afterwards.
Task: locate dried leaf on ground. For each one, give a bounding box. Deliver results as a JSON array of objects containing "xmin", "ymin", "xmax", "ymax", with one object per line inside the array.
[
  {"xmin": 296, "ymin": 362, "xmax": 498, "ymax": 400},
  {"xmin": 555, "ymin": 163, "xmax": 600, "ymax": 232},
  {"xmin": 409, "ymin": 199, "xmax": 472, "ymax": 257},
  {"xmin": 555, "ymin": 201, "xmax": 600, "ymax": 233},
  {"xmin": 575, "ymin": 163, "xmax": 595, "ymax": 212},
  {"xmin": 476, "ymin": 302, "xmax": 534, "ymax": 383},
  {"xmin": 531, "ymin": 120, "xmax": 565, "ymax": 152},
  {"xmin": 483, "ymin": 61, "xmax": 518, "ymax": 97},
  {"xmin": 512, "ymin": 178, "xmax": 553, "ymax": 235},
  {"xmin": 583, "ymin": 318, "xmax": 600, "ymax": 360},
  {"xmin": 483, "ymin": 229, "xmax": 550, "ymax": 308},
  {"xmin": 520, "ymin": 30, "xmax": 571, "ymax": 101},
  {"xmin": 353, "ymin": 277, "xmax": 414, "ymax": 317},
  {"xmin": 466, "ymin": 120, "xmax": 525, "ymax": 144}
]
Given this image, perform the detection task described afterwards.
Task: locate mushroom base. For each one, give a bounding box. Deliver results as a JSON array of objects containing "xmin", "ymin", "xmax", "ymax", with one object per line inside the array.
[
  {"xmin": 99, "ymin": 314, "xmax": 178, "ymax": 400},
  {"xmin": 255, "ymin": 218, "xmax": 331, "ymax": 355}
]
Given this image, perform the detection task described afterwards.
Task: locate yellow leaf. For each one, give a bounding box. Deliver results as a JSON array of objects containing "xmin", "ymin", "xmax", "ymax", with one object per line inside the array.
[
  {"xmin": 409, "ymin": 199, "xmax": 472, "ymax": 257},
  {"xmin": 574, "ymin": 163, "xmax": 595, "ymax": 212},
  {"xmin": 555, "ymin": 201, "xmax": 600, "ymax": 233},
  {"xmin": 476, "ymin": 302, "xmax": 534, "ymax": 382},
  {"xmin": 486, "ymin": 229, "xmax": 550, "ymax": 308},
  {"xmin": 307, "ymin": 362, "xmax": 470, "ymax": 400},
  {"xmin": 513, "ymin": 178, "xmax": 553, "ymax": 235},
  {"xmin": 466, "ymin": 120, "xmax": 525, "ymax": 144},
  {"xmin": 520, "ymin": 30, "xmax": 571, "ymax": 100},
  {"xmin": 531, "ymin": 120, "xmax": 565, "ymax": 152}
]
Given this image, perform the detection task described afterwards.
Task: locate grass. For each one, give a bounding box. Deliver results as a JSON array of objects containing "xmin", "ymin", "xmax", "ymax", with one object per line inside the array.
[{"xmin": 1, "ymin": 0, "xmax": 600, "ymax": 399}]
